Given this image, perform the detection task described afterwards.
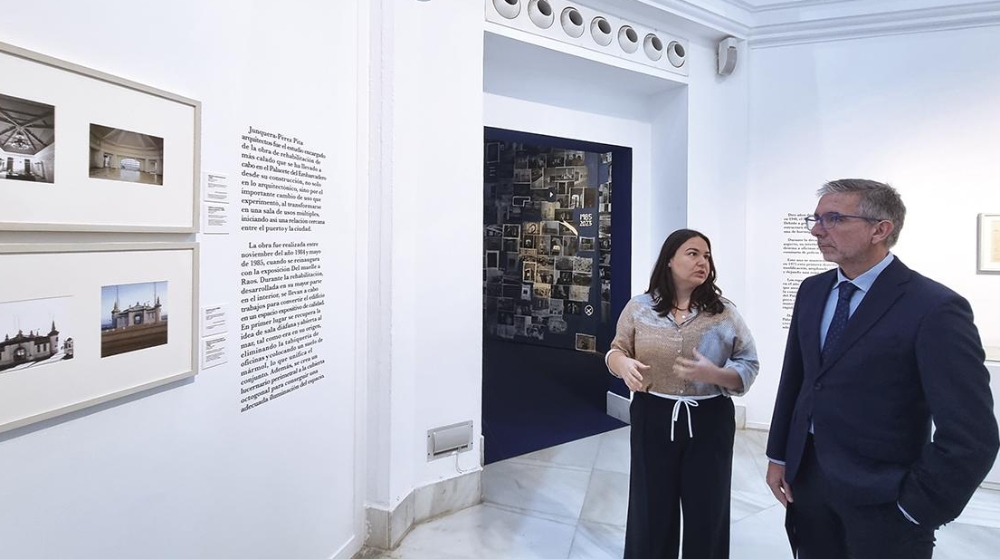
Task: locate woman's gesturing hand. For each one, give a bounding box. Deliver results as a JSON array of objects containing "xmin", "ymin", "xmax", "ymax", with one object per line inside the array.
[
  {"xmin": 673, "ymin": 348, "xmax": 716, "ymax": 383},
  {"xmin": 610, "ymin": 352, "xmax": 649, "ymax": 392}
]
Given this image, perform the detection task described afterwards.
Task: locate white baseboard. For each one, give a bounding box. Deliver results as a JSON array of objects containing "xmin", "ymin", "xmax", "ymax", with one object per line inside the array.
[
  {"xmin": 746, "ymin": 421, "xmax": 770, "ymax": 432},
  {"xmin": 364, "ymin": 469, "xmax": 481, "ymax": 550},
  {"xmin": 734, "ymin": 404, "xmax": 747, "ymax": 429},
  {"xmin": 981, "ymin": 481, "xmax": 1000, "ymax": 492},
  {"xmin": 606, "ymin": 391, "xmax": 630, "ymax": 424}
]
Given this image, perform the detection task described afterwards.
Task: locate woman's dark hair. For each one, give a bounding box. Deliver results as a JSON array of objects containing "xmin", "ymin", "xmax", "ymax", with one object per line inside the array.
[{"xmin": 646, "ymin": 229, "xmax": 724, "ymax": 317}]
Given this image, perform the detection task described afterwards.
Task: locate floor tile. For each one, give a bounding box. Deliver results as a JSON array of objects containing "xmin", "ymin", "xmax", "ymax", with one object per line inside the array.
[
  {"xmin": 730, "ymin": 503, "xmax": 794, "ymax": 558},
  {"xmin": 483, "ymin": 460, "xmax": 591, "ymax": 521},
  {"xmin": 934, "ymin": 521, "xmax": 1000, "ymax": 559},
  {"xmin": 509, "ymin": 434, "xmax": 602, "ymax": 472},
  {"xmin": 731, "ymin": 489, "xmax": 776, "ymax": 522},
  {"xmin": 593, "ymin": 427, "xmax": 630, "ymax": 475},
  {"xmin": 568, "ymin": 520, "xmax": 626, "ymax": 559},
  {"xmin": 954, "ymin": 487, "xmax": 1000, "ymax": 528},
  {"xmin": 392, "ymin": 504, "xmax": 576, "ymax": 559},
  {"xmin": 579, "ymin": 469, "xmax": 628, "ymax": 527},
  {"xmin": 386, "ymin": 429, "xmax": 1000, "ymax": 559}
]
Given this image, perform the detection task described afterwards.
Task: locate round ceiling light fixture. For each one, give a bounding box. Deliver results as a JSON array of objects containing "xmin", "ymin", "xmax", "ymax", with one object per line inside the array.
[
  {"xmin": 561, "ymin": 7, "xmax": 585, "ymax": 38},
  {"xmin": 591, "ymin": 17, "xmax": 613, "ymax": 46},
  {"xmin": 643, "ymin": 34, "xmax": 663, "ymax": 61},
  {"xmin": 618, "ymin": 25, "xmax": 639, "ymax": 54},
  {"xmin": 667, "ymin": 41, "xmax": 686, "ymax": 67},
  {"xmin": 493, "ymin": 0, "xmax": 521, "ymax": 19},
  {"xmin": 528, "ymin": 0, "xmax": 554, "ymax": 28}
]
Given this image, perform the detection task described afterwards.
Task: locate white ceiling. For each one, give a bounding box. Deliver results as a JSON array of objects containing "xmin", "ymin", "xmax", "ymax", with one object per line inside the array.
[
  {"xmin": 634, "ymin": 0, "xmax": 1000, "ymax": 45},
  {"xmin": 727, "ymin": 0, "xmax": 852, "ymax": 8}
]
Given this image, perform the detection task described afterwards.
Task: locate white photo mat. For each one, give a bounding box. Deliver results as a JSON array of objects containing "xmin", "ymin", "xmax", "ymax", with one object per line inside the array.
[
  {"xmin": 0, "ymin": 41, "xmax": 200, "ymax": 232},
  {"xmin": 978, "ymin": 214, "xmax": 1000, "ymax": 273},
  {"xmin": 0, "ymin": 243, "xmax": 198, "ymax": 434}
]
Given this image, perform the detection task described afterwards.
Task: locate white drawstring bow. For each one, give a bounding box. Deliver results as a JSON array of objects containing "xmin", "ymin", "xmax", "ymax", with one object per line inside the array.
[{"xmin": 670, "ymin": 397, "xmax": 699, "ymax": 441}]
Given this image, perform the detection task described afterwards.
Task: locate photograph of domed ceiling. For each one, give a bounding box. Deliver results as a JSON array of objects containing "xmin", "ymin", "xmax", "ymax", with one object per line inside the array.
[
  {"xmin": 0, "ymin": 92, "xmax": 56, "ymax": 183},
  {"xmin": 89, "ymin": 124, "xmax": 164, "ymax": 185},
  {"xmin": 0, "ymin": 93, "xmax": 54, "ymax": 156}
]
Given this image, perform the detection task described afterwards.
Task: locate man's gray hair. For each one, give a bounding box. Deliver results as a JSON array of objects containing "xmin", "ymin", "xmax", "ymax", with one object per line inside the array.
[{"xmin": 818, "ymin": 179, "xmax": 906, "ymax": 247}]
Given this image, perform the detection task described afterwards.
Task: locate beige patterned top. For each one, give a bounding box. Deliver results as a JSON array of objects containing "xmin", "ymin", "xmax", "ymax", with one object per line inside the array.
[{"xmin": 608, "ymin": 293, "xmax": 759, "ymax": 397}]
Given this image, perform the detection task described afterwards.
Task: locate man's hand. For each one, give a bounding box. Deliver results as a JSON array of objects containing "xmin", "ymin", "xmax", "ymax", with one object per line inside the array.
[{"xmin": 766, "ymin": 461, "xmax": 794, "ymax": 508}]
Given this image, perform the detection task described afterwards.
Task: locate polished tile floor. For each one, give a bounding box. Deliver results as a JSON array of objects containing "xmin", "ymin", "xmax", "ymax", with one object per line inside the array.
[{"xmin": 367, "ymin": 428, "xmax": 1000, "ymax": 558}]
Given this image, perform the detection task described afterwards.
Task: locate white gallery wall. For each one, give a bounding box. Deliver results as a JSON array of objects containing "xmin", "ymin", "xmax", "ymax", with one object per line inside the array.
[
  {"xmin": 374, "ymin": 0, "xmax": 486, "ymax": 513},
  {"xmin": 683, "ymin": 38, "xmax": 750, "ymax": 319},
  {"xmin": 0, "ymin": 1, "xmax": 365, "ymax": 558},
  {"xmin": 376, "ymin": 0, "xmax": 754, "ymax": 522},
  {"xmin": 743, "ymin": 24, "xmax": 1000, "ymax": 429}
]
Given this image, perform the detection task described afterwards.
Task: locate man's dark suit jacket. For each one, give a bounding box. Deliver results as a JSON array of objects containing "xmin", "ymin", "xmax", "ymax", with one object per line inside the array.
[{"xmin": 766, "ymin": 257, "xmax": 999, "ymax": 528}]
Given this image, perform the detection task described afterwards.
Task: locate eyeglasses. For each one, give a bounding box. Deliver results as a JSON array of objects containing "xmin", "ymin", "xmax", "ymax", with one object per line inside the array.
[{"xmin": 804, "ymin": 212, "xmax": 886, "ymax": 230}]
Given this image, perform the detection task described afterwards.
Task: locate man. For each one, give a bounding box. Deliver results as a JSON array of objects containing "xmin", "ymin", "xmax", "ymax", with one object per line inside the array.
[{"xmin": 766, "ymin": 179, "xmax": 998, "ymax": 558}]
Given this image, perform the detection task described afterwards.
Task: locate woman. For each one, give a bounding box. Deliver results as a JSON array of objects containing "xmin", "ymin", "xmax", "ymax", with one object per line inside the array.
[{"xmin": 607, "ymin": 229, "xmax": 759, "ymax": 559}]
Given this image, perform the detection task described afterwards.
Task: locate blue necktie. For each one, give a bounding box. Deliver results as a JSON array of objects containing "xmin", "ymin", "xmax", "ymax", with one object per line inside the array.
[{"xmin": 822, "ymin": 281, "xmax": 859, "ymax": 362}]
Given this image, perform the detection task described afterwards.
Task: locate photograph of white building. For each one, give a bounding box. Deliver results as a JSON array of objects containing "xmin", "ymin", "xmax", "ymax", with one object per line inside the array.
[{"xmin": 0, "ymin": 296, "xmax": 73, "ymax": 373}]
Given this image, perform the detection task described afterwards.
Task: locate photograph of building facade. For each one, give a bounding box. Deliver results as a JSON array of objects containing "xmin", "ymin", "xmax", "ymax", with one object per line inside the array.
[
  {"xmin": 0, "ymin": 322, "xmax": 64, "ymax": 372},
  {"xmin": 110, "ymin": 297, "xmax": 163, "ymax": 328},
  {"xmin": 0, "ymin": 93, "xmax": 55, "ymax": 183},
  {"xmin": 0, "ymin": 296, "xmax": 74, "ymax": 374},
  {"xmin": 100, "ymin": 281, "xmax": 168, "ymax": 357}
]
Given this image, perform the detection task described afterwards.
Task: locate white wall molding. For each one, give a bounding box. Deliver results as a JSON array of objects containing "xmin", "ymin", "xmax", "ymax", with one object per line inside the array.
[
  {"xmin": 353, "ymin": 0, "xmax": 376, "ymax": 557},
  {"xmin": 491, "ymin": 1, "xmax": 1000, "ymax": 57},
  {"xmin": 629, "ymin": 0, "xmax": 753, "ymax": 38},
  {"xmin": 715, "ymin": 0, "xmax": 877, "ymax": 13},
  {"xmin": 365, "ymin": 0, "xmax": 395, "ymax": 514},
  {"xmin": 748, "ymin": 1, "xmax": 1000, "ymax": 48},
  {"xmin": 716, "ymin": 0, "xmax": 1000, "ymax": 16},
  {"xmin": 626, "ymin": 1, "xmax": 1000, "ymax": 47}
]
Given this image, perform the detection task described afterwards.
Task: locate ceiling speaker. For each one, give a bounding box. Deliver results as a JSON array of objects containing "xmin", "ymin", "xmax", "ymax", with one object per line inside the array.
[{"xmin": 717, "ymin": 37, "xmax": 739, "ymax": 76}]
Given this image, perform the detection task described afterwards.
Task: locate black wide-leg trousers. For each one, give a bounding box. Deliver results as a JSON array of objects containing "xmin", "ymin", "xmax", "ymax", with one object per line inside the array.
[{"xmin": 624, "ymin": 392, "xmax": 736, "ymax": 559}]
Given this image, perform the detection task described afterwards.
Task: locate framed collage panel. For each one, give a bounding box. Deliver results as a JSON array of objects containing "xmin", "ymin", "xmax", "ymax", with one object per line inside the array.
[
  {"xmin": 0, "ymin": 243, "xmax": 198, "ymax": 434},
  {"xmin": 483, "ymin": 130, "xmax": 618, "ymax": 353},
  {"xmin": 0, "ymin": 41, "xmax": 201, "ymax": 232}
]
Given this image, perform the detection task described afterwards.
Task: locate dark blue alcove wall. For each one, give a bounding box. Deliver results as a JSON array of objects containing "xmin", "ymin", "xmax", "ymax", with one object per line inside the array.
[{"xmin": 482, "ymin": 127, "xmax": 632, "ymax": 463}]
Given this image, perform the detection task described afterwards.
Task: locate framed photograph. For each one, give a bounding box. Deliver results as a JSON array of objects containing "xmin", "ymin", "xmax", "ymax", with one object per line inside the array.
[
  {"xmin": 0, "ymin": 243, "xmax": 197, "ymax": 434},
  {"xmin": 575, "ymin": 333, "xmax": 597, "ymax": 353},
  {"xmin": 0, "ymin": 92, "xmax": 55, "ymax": 183},
  {"xmin": 522, "ymin": 262, "xmax": 536, "ymax": 283},
  {"xmin": 0, "ymin": 41, "xmax": 200, "ymax": 232},
  {"xmin": 978, "ymin": 214, "xmax": 1000, "ymax": 273}
]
